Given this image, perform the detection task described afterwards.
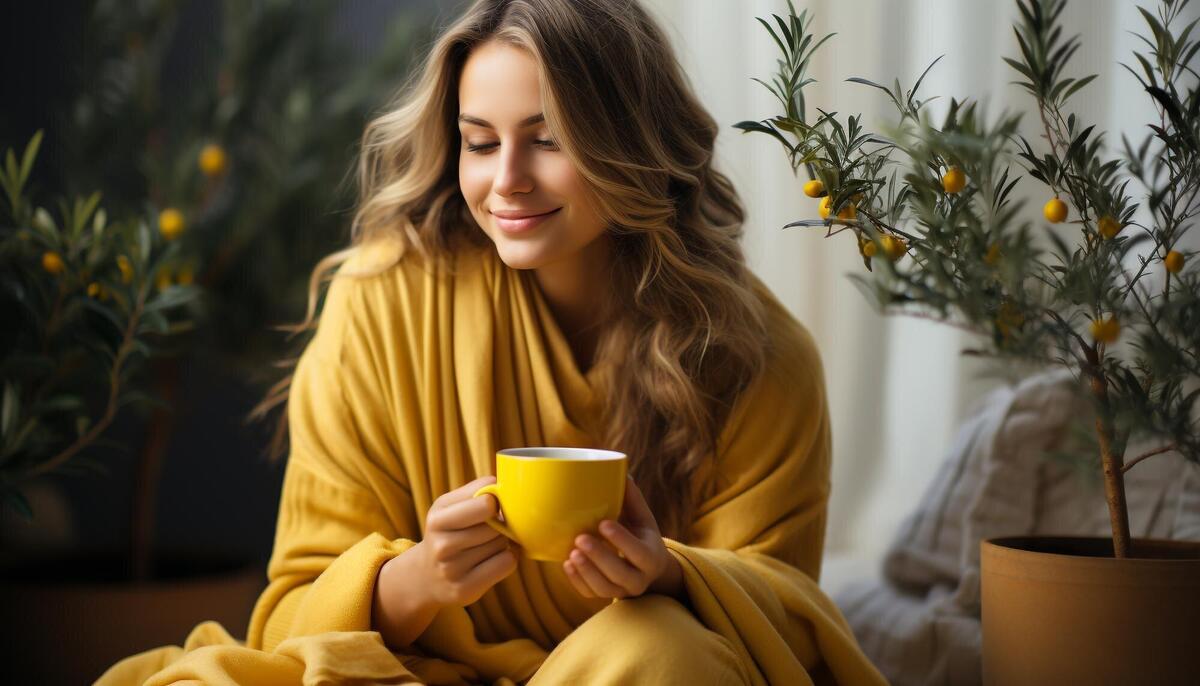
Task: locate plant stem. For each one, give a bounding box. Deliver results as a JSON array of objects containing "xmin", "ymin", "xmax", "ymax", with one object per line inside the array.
[
  {"xmin": 21, "ymin": 288, "xmax": 148, "ymax": 482},
  {"xmin": 1121, "ymin": 443, "xmax": 1176, "ymax": 475},
  {"xmin": 1084, "ymin": 345, "xmax": 1132, "ymax": 558}
]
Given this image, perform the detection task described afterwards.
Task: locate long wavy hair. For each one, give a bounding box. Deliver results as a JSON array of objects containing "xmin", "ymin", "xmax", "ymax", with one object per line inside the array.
[{"xmin": 251, "ymin": 0, "xmax": 769, "ymax": 541}]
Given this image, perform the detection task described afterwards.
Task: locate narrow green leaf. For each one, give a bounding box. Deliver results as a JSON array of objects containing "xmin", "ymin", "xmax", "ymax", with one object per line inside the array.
[
  {"xmin": 2, "ymin": 489, "xmax": 34, "ymax": 520},
  {"xmin": 1, "ymin": 382, "xmax": 17, "ymax": 439},
  {"xmin": 19, "ymin": 129, "xmax": 43, "ymax": 186}
]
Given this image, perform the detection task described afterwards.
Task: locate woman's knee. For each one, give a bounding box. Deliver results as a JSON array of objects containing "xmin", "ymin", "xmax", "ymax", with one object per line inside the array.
[{"xmin": 532, "ymin": 595, "xmax": 749, "ymax": 685}]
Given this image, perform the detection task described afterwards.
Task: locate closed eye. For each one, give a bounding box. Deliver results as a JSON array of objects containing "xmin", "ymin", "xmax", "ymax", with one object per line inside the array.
[{"xmin": 465, "ymin": 140, "xmax": 558, "ymax": 153}]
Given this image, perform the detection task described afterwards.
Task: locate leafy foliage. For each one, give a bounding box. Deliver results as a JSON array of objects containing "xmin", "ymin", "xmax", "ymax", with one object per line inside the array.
[
  {"xmin": 1, "ymin": 133, "xmax": 199, "ymax": 517},
  {"xmin": 739, "ymin": 0, "xmax": 1199, "ymax": 486}
]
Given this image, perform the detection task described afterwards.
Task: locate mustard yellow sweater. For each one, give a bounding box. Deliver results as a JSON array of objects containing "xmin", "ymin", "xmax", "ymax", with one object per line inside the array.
[{"xmin": 97, "ymin": 243, "xmax": 886, "ymax": 685}]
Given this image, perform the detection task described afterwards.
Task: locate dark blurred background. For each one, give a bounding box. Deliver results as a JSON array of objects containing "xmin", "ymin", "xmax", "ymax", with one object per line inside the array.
[{"xmin": 0, "ymin": 1, "xmax": 467, "ymax": 682}]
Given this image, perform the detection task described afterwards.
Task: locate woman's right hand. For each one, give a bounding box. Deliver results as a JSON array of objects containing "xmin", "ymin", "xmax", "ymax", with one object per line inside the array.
[
  {"xmin": 411, "ymin": 474, "xmax": 519, "ymax": 608},
  {"xmin": 374, "ymin": 475, "xmax": 518, "ymax": 648}
]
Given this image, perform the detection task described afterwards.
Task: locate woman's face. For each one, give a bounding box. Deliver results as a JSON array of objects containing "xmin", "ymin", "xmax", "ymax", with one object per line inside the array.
[{"xmin": 457, "ymin": 41, "xmax": 608, "ymax": 271}]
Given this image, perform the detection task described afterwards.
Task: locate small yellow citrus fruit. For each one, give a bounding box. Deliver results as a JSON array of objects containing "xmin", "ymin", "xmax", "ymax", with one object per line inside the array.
[
  {"xmin": 117, "ymin": 255, "xmax": 134, "ymax": 284},
  {"xmin": 198, "ymin": 143, "xmax": 228, "ymax": 177},
  {"xmin": 1097, "ymin": 215, "xmax": 1121, "ymax": 240},
  {"xmin": 803, "ymin": 179, "xmax": 825, "ymax": 198},
  {"xmin": 942, "ymin": 166, "xmax": 966, "ymax": 194},
  {"xmin": 995, "ymin": 301, "xmax": 1025, "ymax": 340},
  {"xmin": 42, "ymin": 251, "xmax": 65, "ymax": 275},
  {"xmin": 177, "ymin": 265, "xmax": 195, "ymax": 286},
  {"xmin": 156, "ymin": 268, "xmax": 173, "ymax": 292},
  {"xmin": 1164, "ymin": 251, "xmax": 1185, "ymax": 274},
  {"xmin": 87, "ymin": 282, "xmax": 104, "ymax": 299},
  {"xmin": 819, "ymin": 195, "xmax": 832, "ymax": 219},
  {"xmin": 881, "ymin": 235, "xmax": 906, "ymax": 261},
  {"xmin": 984, "ymin": 242, "xmax": 1002, "ymax": 266},
  {"xmin": 158, "ymin": 208, "xmax": 185, "ymax": 240},
  {"xmin": 1089, "ymin": 316, "xmax": 1121, "ymax": 345},
  {"xmin": 859, "ymin": 238, "xmax": 877, "ymax": 258},
  {"xmin": 1043, "ymin": 197, "xmax": 1068, "ymax": 224}
]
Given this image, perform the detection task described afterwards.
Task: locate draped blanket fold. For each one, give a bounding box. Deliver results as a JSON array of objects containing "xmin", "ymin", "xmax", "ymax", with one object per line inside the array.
[{"xmin": 97, "ymin": 244, "xmax": 886, "ymax": 686}]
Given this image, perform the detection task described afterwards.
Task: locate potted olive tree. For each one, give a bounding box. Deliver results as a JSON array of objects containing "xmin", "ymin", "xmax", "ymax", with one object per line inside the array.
[{"xmin": 738, "ymin": 0, "xmax": 1198, "ymax": 682}]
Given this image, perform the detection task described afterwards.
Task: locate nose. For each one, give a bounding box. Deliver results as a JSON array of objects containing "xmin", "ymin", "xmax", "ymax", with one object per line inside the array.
[{"xmin": 492, "ymin": 142, "xmax": 535, "ymax": 196}]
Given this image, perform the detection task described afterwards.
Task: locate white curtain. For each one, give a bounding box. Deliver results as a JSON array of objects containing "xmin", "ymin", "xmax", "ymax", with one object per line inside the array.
[{"xmin": 642, "ymin": 0, "xmax": 1177, "ymax": 585}]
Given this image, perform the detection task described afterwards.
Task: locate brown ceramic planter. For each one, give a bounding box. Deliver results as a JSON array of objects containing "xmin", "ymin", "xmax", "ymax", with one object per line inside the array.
[
  {"xmin": 981, "ymin": 536, "xmax": 1200, "ymax": 686},
  {"xmin": 0, "ymin": 551, "xmax": 265, "ymax": 685}
]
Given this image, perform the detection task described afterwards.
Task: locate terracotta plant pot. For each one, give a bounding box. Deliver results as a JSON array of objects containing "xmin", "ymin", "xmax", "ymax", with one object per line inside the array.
[
  {"xmin": 0, "ymin": 551, "xmax": 265, "ymax": 685},
  {"xmin": 981, "ymin": 536, "xmax": 1200, "ymax": 685}
]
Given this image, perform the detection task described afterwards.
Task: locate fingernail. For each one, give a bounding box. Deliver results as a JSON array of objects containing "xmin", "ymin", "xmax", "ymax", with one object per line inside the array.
[
  {"xmin": 578, "ymin": 536, "xmax": 594, "ymax": 551},
  {"xmin": 571, "ymin": 550, "xmax": 586, "ymax": 564},
  {"xmin": 600, "ymin": 521, "xmax": 615, "ymax": 534}
]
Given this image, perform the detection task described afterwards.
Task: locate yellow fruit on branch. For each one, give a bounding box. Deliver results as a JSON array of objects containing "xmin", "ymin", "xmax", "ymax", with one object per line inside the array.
[
  {"xmin": 1097, "ymin": 215, "xmax": 1121, "ymax": 240},
  {"xmin": 177, "ymin": 265, "xmax": 196, "ymax": 286},
  {"xmin": 1089, "ymin": 316, "xmax": 1121, "ymax": 345},
  {"xmin": 858, "ymin": 237, "xmax": 877, "ymax": 258},
  {"xmin": 984, "ymin": 242, "xmax": 1002, "ymax": 266},
  {"xmin": 819, "ymin": 195, "xmax": 832, "ymax": 219},
  {"xmin": 995, "ymin": 300, "xmax": 1025, "ymax": 340},
  {"xmin": 803, "ymin": 179, "xmax": 825, "ymax": 198},
  {"xmin": 1043, "ymin": 197, "xmax": 1068, "ymax": 223},
  {"xmin": 942, "ymin": 166, "xmax": 966, "ymax": 194},
  {"xmin": 117, "ymin": 255, "xmax": 134, "ymax": 284},
  {"xmin": 158, "ymin": 208, "xmax": 186, "ymax": 241},
  {"xmin": 1164, "ymin": 250, "xmax": 1184, "ymax": 274},
  {"xmin": 87, "ymin": 282, "xmax": 107, "ymax": 300},
  {"xmin": 838, "ymin": 202, "xmax": 857, "ymax": 220},
  {"xmin": 198, "ymin": 143, "xmax": 228, "ymax": 177},
  {"xmin": 156, "ymin": 268, "xmax": 173, "ymax": 292},
  {"xmin": 880, "ymin": 235, "xmax": 906, "ymax": 261},
  {"xmin": 42, "ymin": 251, "xmax": 65, "ymax": 275}
]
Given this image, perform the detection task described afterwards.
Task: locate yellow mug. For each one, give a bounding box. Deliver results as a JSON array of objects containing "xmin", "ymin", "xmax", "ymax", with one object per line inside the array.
[{"xmin": 473, "ymin": 447, "xmax": 627, "ymax": 562}]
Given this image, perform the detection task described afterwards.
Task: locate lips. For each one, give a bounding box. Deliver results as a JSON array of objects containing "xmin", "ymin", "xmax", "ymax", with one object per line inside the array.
[
  {"xmin": 492, "ymin": 207, "xmax": 561, "ymax": 235},
  {"xmin": 491, "ymin": 208, "xmax": 559, "ymax": 219}
]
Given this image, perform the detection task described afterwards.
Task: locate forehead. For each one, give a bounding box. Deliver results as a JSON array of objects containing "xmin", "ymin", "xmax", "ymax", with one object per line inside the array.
[{"xmin": 458, "ymin": 42, "xmax": 543, "ymax": 122}]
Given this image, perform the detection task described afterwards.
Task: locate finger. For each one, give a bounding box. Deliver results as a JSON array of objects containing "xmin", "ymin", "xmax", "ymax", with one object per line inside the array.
[
  {"xmin": 595, "ymin": 521, "xmax": 657, "ymax": 572},
  {"xmin": 569, "ymin": 549, "xmax": 626, "ymax": 598},
  {"xmin": 440, "ymin": 475, "xmax": 497, "ymax": 504},
  {"xmin": 436, "ymin": 477, "xmax": 496, "ymax": 508},
  {"xmin": 428, "ymin": 523, "xmax": 504, "ymax": 560},
  {"xmin": 576, "ymin": 534, "xmax": 642, "ymax": 591},
  {"xmin": 449, "ymin": 535, "xmax": 512, "ymax": 575},
  {"xmin": 562, "ymin": 560, "xmax": 595, "ymax": 597},
  {"xmin": 430, "ymin": 492, "xmax": 499, "ymax": 531},
  {"xmin": 461, "ymin": 545, "xmax": 518, "ymax": 591}
]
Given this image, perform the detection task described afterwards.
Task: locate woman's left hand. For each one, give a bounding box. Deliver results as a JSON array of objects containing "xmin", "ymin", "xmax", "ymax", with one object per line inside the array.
[{"xmin": 562, "ymin": 476, "xmax": 685, "ymax": 601}]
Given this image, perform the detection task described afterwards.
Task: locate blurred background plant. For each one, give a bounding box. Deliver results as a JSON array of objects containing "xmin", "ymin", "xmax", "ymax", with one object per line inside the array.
[
  {"xmin": 0, "ymin": 0, "xmax": 444, "ymax": 579},
  {"xmin": 738, "ymin": 0, "xmax": 1198, "ymax": 558},
  {"xmin": 1, "ymin": 129, "xmax": 200, "ymax": 524},
  {"xmin": 0, "ymin": 2, "xmax": 454, "ymax": 679}
]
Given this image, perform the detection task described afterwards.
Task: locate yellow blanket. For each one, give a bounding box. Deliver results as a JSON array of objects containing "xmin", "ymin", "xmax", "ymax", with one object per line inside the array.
[{"xmin": 98, "ymin": 243, "xmax": 886, "ymax": 685}]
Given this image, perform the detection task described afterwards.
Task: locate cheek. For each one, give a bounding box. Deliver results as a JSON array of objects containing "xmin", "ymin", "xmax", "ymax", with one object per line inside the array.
[{"xmin": 458, "ymin": 157, "xmax": 491, "ymax": 206}]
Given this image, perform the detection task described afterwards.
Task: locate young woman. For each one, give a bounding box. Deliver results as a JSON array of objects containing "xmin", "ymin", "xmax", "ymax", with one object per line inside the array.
[{"xmin": 100, "ymin": 1, "xmax": 884, "ymax": 683}]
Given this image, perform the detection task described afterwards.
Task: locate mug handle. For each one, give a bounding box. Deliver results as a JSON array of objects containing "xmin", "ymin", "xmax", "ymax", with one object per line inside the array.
[{"xmin": 472, "ymin": 483, "xmax": 518, "ymax": 541}]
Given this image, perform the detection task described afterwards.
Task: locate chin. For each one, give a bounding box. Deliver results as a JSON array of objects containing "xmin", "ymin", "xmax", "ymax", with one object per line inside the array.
[{"xmin": 490, "ymin": 238, "xmax": 554, "ymax": 271}]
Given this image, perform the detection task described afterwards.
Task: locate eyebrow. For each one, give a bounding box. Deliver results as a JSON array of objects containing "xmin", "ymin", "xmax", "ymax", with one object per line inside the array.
[{"xmin": 457, "ymin": 113, "xmax": 545, "ymax": 129}]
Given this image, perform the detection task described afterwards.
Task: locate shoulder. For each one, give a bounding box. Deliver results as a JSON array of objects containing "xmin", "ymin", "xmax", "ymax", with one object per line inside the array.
[
  {"xmin": 712, "ymin": 274, "xmax": 829, "ymax": 454},
  {"xmin": 309, "ymin": 240, "xmax": 494, "ymax": 363},
  {"xmin": 747, "ymin": 273, "xmax": 828, "ymax": 408}
]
